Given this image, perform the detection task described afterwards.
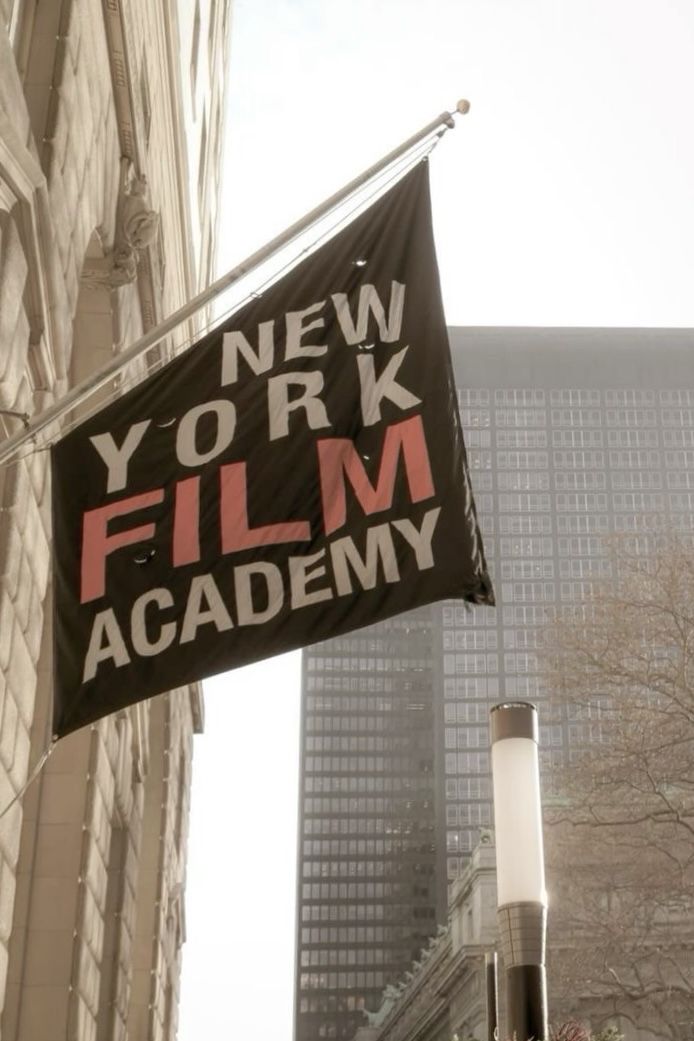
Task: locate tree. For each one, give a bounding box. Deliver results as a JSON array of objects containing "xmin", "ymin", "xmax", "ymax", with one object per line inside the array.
[{"xmin": 540, "ymin": 535, "xmax": 694, "ymax": 1040}]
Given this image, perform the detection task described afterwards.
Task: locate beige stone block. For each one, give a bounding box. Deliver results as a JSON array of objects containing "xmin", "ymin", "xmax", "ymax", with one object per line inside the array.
[
  {"xmin": 0, "ymin": 592, "xmax": 14, "ymax": 671},
  {"xmin": 52, "ymin": 107, "xmax": 70, "ymax": 171},
  {"xmin": 64, "ymin": 243, "xmax": 80, "ymax": 317},
  {"xmin": 39, "ymin": 772, "xmax": 90, "ymax": 826},
  {"xmin": 80, "ymin": 885, "xmax": 104, "ymax": 957},
  {"xmin": 61, "ymin": 159, "xmax": 80, "ymax": 227},
  {"xmin": 0, "ymin": 330, "xmax": 30, "ymax": 415},
  {"xmin": 76, "ymin": 941, "xmax": 100, "ymax": 1014},
  {"xmin": 30, "ymin": 1, "xmax": 62, "ymax": 39},
  {"xmin": 75, "ymin": 69, "xmax": 95, "ymax": 149},
  {"xmin": 0, "ymin": 857, "xmax": 16, "ymax": 943},
  {"xmin": 47, "ymin": 162, "xmax": 69, "ymax": 233},
  {"xmin": 32, "ymin": 822, "xmax": 83, "ymax": 878},
  {"xmin": 0, "ymin": 231, "xmax": 29, "ymax": 396},
  {"xmin": 6, "ymin": 623, "xmax": 37, "ymax": 729},
  {"xmin": 95, "ymin": 747, "xmax": 116, "ymax": 805},
  {"xmin": 30, "ymin": 460, "xmax": 51, "ymax": 525},
  {"xmin": 88, "ymin": 801, "xmax": 111, "ymax": 863},
  {"xmin": 0, "ymin": 942, "xmax": 8, "ymax": 1015},
  {"xmin": 73, "ymin": 311, "xmax": 114, "ymax": 354},
  {"xmin": 65, "ymin": 15, "xmax": 81, "ymax": 71},
  {"xmin": 24, "ymin": 499, "xmax": 50, "ymax": 597},
  {"xmin": 75, "ymin": 281, "xmax": 108, "ymax": 316},
  {"xmin": 9, "ymin": 872, "xmax": 31, "ymax": 977},
  {"xmin": 45, "ymin": 726, "xmax": 90, "ymax": 775},
  {"xmin": 0, "ymin": 693, "xmax": 18, "ymax": 773},
  {"xmin": 10, "ymin": 373, "xmax": 33, "ymax": 421},
  {"xmin": 57, "ymin": 47, "xmax": 76, "ymax": 111},
  {"xmin": 1, "ymin": 462, "xmax": 31, "ymax": 528},
  {"xmin": 11, "ymin": 551, "xmax": 34, "ymax": 634},
  {"xmin": 22, "ymin": 928, "xmax": 73, "ymax": 986},
  {"xmin": 83, "ymin": 840, "xmax": 107, "ymax": 905},
  {"xmin": 9, "ymin": 724, "xmax": 30, "ymax": 792},
  {"xmin": 3, "ymin": 980, "xmax": 19, "ymax": 1033},
  {"xmin": 14, "ymin": 983, "xmax": 70, "ymax": 1040},
  {"xmin": 51, "ymin": 206, "xmax": 72, "ymax": 282},
  {"xmin": 67, "ymin": 989, "xmax": 96, "ymax": 1041},
  {"xmin": 20, "ymin": 585, "xmax": 43, "ymax": 665},
  {"xmin": 0, "ymin": 799, "xmax": 22, "ymax": 864},
  {"xmin": 0, "ymin": 514, "xmax": 22, "ymax": 602},
  {"xmin": 73, "ymin": 205, "xmax": 93, "ymax": 269},
  {"xmin": 27, "ymin": 876, "xmax": 79, "ymax": 931}
]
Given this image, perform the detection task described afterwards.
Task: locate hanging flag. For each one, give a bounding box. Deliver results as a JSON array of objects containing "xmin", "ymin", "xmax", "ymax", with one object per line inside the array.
[{"xmin": 51, "ymin": 162, "xmax": 494, "ymax": 738}]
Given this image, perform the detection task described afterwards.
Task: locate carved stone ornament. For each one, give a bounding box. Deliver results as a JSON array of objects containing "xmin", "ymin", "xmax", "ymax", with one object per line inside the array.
[
  {"xmin": 80, "ymin": 171, "xmax": 159, "ymax": 290},
  {"xmin": 121, "ymin": 176, "xmax": 159, "ymax": 250}
]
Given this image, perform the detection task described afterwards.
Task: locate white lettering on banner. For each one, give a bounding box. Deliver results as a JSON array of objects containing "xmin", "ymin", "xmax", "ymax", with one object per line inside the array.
[
  {"xmin": 289, "ymin": 550, "xmax": 333, "ymax": 609},
  {"xmin": 83, "ymin": 609, "xmax": 131, "ymax": 681},
  {"xmin": 86, "ymin": 282, "xmax": 415, "ymax": 478},
  {"xmin": 89, "ymin": 421, "xmax": 151, "ymax": 493},
  {"xmin": 131, "ymin": 588, "xmax": 177, "ymax": 656},
  {"xmin": 330, "ymin": 523, "xmax": 399, "ymax": 596},
  {"xmin": 234, "ymin": 561, "xmax": 284, "ymax": 625},
  {"xmin": 284, "ymin": 301, "xmax": 327, "ymax": 360},
  {"xmin": 357, "ymin": 346, "xmax": 421, "ymax": 426},
  {"xmin": 176, "ymin": 400, "xmax": 236, "ymax": 466},
  {"xmin": 219, "ymin": 282, "xmax": 406, "ymax": 386},
  {"xmin": 180, "ymin": 574, "xmax": 234, "ymax": 643},
  {"xmin": 268, "ymin": 370, "xmax": 332, "ymax": 442},
  {"xmin": 220, "ymin": 320, "xmax": 275, "ymax": 384},
  {"xmin": 79, "ymin": 507, "xmax": 442, "ymax": 683},
  {"xmin": 332, "ymin": 282, "xmax": 405, "ymax": 345},
  {"xmin": 391, "ymin": 507, "xmax": 441, "ymax": 569},
  {"xmin": 79, "ymin": 415, "xmax": 434, "ymax": 604}
]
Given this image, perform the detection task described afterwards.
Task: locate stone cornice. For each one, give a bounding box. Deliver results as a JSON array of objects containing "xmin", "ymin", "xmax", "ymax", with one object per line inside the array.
[
  {"xmin": 100, "ymin": 0, "xmax": 160, "ymax": 333},
  {"xmin": 101, "ymin": 0, "xmax": 138, "ymax": 165}
]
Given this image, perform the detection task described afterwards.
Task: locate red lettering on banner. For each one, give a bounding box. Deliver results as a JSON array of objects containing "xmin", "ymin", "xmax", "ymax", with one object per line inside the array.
[
  {"xmin": 173, "ymin": 476, "xmax": 201, "ymax": 566},
  {"xmin": 81, "ymin": 489, "xmax": 164, "ymax": 604},
  {"xmin": 317, "ymin": 415, "xmax": 435, "ymax": 536},
  {"xmin": 220, "ymin": 462, "xmax": 311, "ymax": 553}
]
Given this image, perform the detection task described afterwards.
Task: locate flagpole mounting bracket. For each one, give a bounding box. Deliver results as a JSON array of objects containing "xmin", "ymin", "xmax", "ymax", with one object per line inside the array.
[{"xmin": 0, "ymin": 408, "xmax": 30, "ymax": 429}]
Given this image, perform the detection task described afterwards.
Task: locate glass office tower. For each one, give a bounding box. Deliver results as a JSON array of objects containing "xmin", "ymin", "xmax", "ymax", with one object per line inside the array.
[{"xmin": 294, "ymin": 327, "xmax": 694, "ymax": 1041}]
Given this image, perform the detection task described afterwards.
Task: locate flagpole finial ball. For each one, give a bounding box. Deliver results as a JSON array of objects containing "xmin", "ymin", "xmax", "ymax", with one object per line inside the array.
[{"xmin": 456, "ymin": 99, "xmax": 471, "ymax": 114}]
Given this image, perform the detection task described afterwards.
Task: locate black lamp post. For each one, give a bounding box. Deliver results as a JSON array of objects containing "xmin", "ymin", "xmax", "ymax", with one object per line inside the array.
[
  {"xmin": 490, "ymin": 702, "xmax": 548, "ymax": 1041},
  {"xmin": 485, "ymin": 950, "xmax": 498, "ymax": 1041}
]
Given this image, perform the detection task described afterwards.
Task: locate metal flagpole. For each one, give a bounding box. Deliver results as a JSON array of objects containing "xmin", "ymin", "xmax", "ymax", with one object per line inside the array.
[{"xmin": 0, "ymin": 100, "xmax": 470, "ymax": 468}]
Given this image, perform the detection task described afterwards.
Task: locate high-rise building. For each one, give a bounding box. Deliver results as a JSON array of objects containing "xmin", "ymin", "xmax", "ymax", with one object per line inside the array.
[
  {"xmin": 293, "ymin": 326, "xmax": 694, "ymax": 1041},
  {"xmin": 0, "ymin": 3, "xmax": 230, "ymax": 1038}
]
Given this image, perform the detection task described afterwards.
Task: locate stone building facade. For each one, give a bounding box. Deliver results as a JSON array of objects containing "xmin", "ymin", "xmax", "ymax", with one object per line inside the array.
[
  {"xmin": 0, "ymin": 1, "xmax": 230, "ymax": 1038},
  {"xmin": 353, "ymin": 837, "xmax": 498, "ymax": 1041}
]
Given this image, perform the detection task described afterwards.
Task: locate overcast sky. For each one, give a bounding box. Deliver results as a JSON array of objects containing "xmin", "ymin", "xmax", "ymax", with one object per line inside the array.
[{"xmin": 178, "ymin": 2, "xmax": 694, "ymax": 1038}]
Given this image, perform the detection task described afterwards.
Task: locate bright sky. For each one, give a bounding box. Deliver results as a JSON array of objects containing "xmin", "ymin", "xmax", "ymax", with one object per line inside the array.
[{"xmin": 178, "ymin": 2, "xmax": 694, "ymax": 1038}]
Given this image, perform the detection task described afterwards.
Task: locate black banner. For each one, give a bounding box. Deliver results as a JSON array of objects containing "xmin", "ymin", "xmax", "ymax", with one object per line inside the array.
[{"xmin": 51, "ymin": 163, "xmax": 494, "ymax": 737}]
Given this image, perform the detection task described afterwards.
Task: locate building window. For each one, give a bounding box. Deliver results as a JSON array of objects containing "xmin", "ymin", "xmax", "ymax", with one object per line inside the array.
[
  {"xmin": 495, "ymin": 389, "xmax": 545, "ymax": 406},
  {"xmin": 605, "ymin": 389, "xmax": 654, "ymax": 406},
  {"xmin": 549, "ymin": 389, "xmax": 600, "ymax": 406}
]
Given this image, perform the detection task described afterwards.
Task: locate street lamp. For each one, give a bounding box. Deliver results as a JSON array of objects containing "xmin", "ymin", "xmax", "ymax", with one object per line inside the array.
[{"xmin": 490, "ymin": 702, "xmax": 548, "ymax": 1041}]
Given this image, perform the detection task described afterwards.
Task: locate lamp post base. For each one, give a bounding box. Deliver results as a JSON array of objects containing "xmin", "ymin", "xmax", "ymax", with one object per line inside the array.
[{"xmin": 507, "ymin": 964, "xmax": 548, "ymax": 1041}]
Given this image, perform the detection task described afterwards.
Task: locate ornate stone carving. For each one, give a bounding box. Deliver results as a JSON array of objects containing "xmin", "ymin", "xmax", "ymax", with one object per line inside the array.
[
  {"xmin": 80, "ymin": 169, "xmax": 159, "ymax": 290},
  {"xmin": 121, "ymin": 176, "xmax": 159, "ymax": 250}
]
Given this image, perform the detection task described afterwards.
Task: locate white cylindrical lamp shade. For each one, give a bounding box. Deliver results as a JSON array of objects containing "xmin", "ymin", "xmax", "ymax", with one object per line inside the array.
[{"xmin": 490, "ymin": 702, "xmax": 546, "ymax": 907}]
